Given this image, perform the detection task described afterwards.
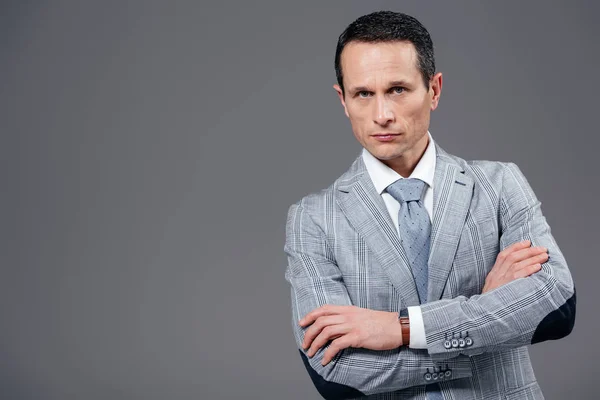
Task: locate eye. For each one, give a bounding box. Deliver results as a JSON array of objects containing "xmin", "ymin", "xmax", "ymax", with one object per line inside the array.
[
  {"xmin": 391, "ymin": 87, "xmax": 405, "ymax": 94},
  {"xmin": 358, "ymin": 91, "xmax": 371, "ymax": 98}
]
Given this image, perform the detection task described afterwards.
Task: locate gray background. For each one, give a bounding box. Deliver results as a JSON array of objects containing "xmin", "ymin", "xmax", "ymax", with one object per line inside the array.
[{"xmin": 2, "ymin": 1, "xmax": 598, "ymax": 399}]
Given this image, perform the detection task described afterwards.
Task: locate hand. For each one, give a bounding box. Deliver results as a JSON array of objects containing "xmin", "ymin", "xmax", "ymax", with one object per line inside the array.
[
  {"xmin": 299, "ymin": 305, "xmax": 402, "ymax": 366},
  {"xmin": 482, "ymin": 240, "xmax": 548, "ymax": 293}
]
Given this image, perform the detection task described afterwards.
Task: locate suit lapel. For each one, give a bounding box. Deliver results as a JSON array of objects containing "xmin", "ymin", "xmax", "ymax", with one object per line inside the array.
[
  {"xmin": 427, "ymin": 145, "xmax": 474, "ymax": 302},
  {"xmin": 336, "ymin": 155, "xmax": 421, "ymax": 307}
]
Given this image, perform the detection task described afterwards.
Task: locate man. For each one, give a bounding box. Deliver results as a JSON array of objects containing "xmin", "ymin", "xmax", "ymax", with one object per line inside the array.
[{"xmin": 283, "ymin": 10, "xmax": 575, "ymax": 400}]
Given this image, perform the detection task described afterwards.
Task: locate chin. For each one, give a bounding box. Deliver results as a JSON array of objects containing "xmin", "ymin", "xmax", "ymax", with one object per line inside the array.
[{"xmin": 370, "ymin": 147, "xmax": 404, "ymax": 161}]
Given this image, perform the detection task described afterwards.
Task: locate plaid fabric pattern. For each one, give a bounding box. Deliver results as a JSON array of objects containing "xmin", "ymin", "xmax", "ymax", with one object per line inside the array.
[{"xmin": 284, "ymin": 144, "xmax": 574, "ymax": 399}]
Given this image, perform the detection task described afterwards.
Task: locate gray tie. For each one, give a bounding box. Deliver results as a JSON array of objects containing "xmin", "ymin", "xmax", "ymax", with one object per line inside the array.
[
  {"xmin": 386, "ymin": 178, "xmax": 444, "ymax": 400},
  {"xmin": 386, "ymin": 178, "xmax": 430, "ymax": 303}
]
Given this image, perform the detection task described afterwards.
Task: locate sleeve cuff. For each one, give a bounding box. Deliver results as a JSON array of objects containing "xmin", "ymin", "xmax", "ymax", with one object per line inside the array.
[{"xmin": 407, "ymin": 306, "xmax": 427, "ymax": 349}]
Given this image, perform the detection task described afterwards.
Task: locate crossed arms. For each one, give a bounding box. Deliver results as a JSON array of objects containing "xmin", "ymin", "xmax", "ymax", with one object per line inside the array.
[{"xmin": 283, "ymin": 163, "xmax": 576, "ymax": 398}]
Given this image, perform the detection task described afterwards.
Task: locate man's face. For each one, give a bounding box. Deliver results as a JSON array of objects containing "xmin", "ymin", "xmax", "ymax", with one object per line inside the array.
[{"xmin": 334, "ymin": 41, "xmax": 442, "ymax": 169}]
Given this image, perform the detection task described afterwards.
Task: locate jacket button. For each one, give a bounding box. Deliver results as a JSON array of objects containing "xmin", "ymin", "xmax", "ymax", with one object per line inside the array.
[
  {"xmin": 451, "ymin": 338, "xmax": 459, "ymax": 348},
  {"xmin": 444, "ymin": 340, "xmax": 452, "ymax": 349},
  {"xmin": 465, "ymin": 337, "xmax": 473, "ymax": 346},
  {"xmin": 458, "ymin": 338, "xmax": 466, "ymax": 348},
  {"xmin": 445, "ymin": 369, "xmax": 452, "ymax": 378},
  {"xmin": 424, "ymin": 372, "xmax": 432, "ymax": 381}
]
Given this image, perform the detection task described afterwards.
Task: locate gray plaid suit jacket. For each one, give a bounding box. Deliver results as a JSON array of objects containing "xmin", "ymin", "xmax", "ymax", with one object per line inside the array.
[{"xmin": 284, "ymin": 143, "xmax": 576, "ymax": 400}]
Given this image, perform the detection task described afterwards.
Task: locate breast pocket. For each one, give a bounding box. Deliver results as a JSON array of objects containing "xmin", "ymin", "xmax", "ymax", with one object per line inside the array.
[
  {"xmin": 481, "ymin": 218, "xmax": 496, "ymax": 239},
  {"xmin": 451, "ymin": 215, "xmax": 500, "ymax": 297},
  {"xmin": 479, "ymin": 217, "xmax": 499, "ymax": 255}
]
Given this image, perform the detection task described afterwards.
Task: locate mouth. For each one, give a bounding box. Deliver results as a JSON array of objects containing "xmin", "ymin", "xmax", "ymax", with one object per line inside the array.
[{"xmin": 371, "ymin": 133, "xmax": 400, "ymax": 141}]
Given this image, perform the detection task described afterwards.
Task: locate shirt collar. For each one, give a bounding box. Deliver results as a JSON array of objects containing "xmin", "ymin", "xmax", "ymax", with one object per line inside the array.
[{"xmin": 361, "ymin": 132, "xmax": 437, "ymax": 195}]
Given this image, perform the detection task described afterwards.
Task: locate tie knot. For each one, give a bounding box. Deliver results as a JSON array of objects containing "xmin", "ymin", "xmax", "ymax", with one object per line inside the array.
[{"xmin": 386, "ymin": 178, "xmax": 427, "ymax": 203}]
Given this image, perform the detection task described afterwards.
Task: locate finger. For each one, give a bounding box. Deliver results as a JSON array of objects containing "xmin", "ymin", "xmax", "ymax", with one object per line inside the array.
[
  {"xmin": 499, "ymin": 240, "xmax": 531, "ymax": 258},
  {"xmin": 513, "ymin": 252, "xmax": 549, "ymax": 271},
  {"xmin": 512, "ymin": 263, "xmax": 542, "ymax": 279},
  {"xmin": 302, "ymin": 315, "xmax": 345, "ymax": 349},
  {"xmin": 299, "ymin": 304, "xmax": 349, "ymax": 327},
  {"xmin": 496, "ymin": 240, "xmax": 531, "ymax": 266},
  {"xmin": 508, "ymin": 239, "xmax": 531, "ymax": 250},
  {"xmin": 322, "ymin": 335, "xmax": 354, "ymax": 366},
  {"xmin": 307, "ymin": 324, "xmax": 349, "ymax": 357},
  {"xmin": 507, "ymin": 246, "xmax": 548, "ymax": 266}
]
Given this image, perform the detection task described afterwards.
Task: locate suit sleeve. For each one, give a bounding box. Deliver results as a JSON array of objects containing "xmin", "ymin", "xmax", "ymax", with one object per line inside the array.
[
  {"xmin": 420, "ymin": 162, "xmax": 576, "ymax": 361},
  {"xmin": 284, "ymin": 202, "xmax": 473, "ymax": 399}
]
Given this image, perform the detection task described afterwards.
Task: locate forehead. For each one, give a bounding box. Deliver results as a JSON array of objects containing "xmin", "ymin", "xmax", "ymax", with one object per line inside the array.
[{"xmin": 340, "ymin": 41, "xmax": 420, "ymax": 85}]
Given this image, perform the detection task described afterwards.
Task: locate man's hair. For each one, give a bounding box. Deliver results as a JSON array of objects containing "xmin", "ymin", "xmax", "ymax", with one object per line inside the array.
[{"xmin": 334, "ymin": 11, "xmax": 435, "ymax": 95}]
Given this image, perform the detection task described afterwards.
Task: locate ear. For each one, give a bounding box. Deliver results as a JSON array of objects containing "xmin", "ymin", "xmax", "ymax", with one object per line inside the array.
[
  {"xmin": 333, "ymin": 84, "xmax": 350, "ymax": 118},
  {"xmin": 429, "ymin": 72, "xmax": 443, "ymax": 110}
]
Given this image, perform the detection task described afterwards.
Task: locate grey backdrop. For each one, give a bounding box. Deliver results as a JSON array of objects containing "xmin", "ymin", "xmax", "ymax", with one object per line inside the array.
[{"xmin": 2, "ymin": 1, "xmax": 598, "ymax": 399}]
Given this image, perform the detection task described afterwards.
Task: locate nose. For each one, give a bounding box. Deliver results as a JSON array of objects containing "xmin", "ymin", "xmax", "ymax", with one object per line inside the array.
[{"xmin": 373, "ymin": 96, "xmax": 394, "ymax": 126}]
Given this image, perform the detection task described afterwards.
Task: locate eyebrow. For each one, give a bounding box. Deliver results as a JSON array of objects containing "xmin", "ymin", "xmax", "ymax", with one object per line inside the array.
[{"xmin": 349, "ymin": 80, "xmax": 410, "ymax": 94}]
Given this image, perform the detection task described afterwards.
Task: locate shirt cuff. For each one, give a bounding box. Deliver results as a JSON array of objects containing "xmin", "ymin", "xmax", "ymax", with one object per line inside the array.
[{"xmin": 407, "ymin": 306, "xmax": 427, "ymax": 349}]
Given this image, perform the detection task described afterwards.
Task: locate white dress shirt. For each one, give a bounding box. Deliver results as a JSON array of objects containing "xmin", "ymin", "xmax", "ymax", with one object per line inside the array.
[{"xmin": 361, "ymin": 132, "xmax": 436, "ymax": 349}]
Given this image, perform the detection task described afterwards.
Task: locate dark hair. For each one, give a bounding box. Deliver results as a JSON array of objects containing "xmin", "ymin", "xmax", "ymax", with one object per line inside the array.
[{"xmin": 334, "ymin": 11, "xmax": 435, "ymax": 95}]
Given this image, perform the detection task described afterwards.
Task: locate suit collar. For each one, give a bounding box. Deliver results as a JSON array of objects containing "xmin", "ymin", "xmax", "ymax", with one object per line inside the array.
[
  {"xmin": 336, "ymin": 142, "xmax": 473, "ymax": 304},
  {"xmin": 335, "ymin": 155, "xmax": 422, "ymax": 306},
  {"xmin": 428, "ymin": 144, "xmax": 474, "ymax": 301}
]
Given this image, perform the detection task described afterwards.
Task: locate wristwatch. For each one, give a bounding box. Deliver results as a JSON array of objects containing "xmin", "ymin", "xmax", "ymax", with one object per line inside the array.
[{"xmin": 399, "ymin": 316, "xmax": 410, "ymax": 346}]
